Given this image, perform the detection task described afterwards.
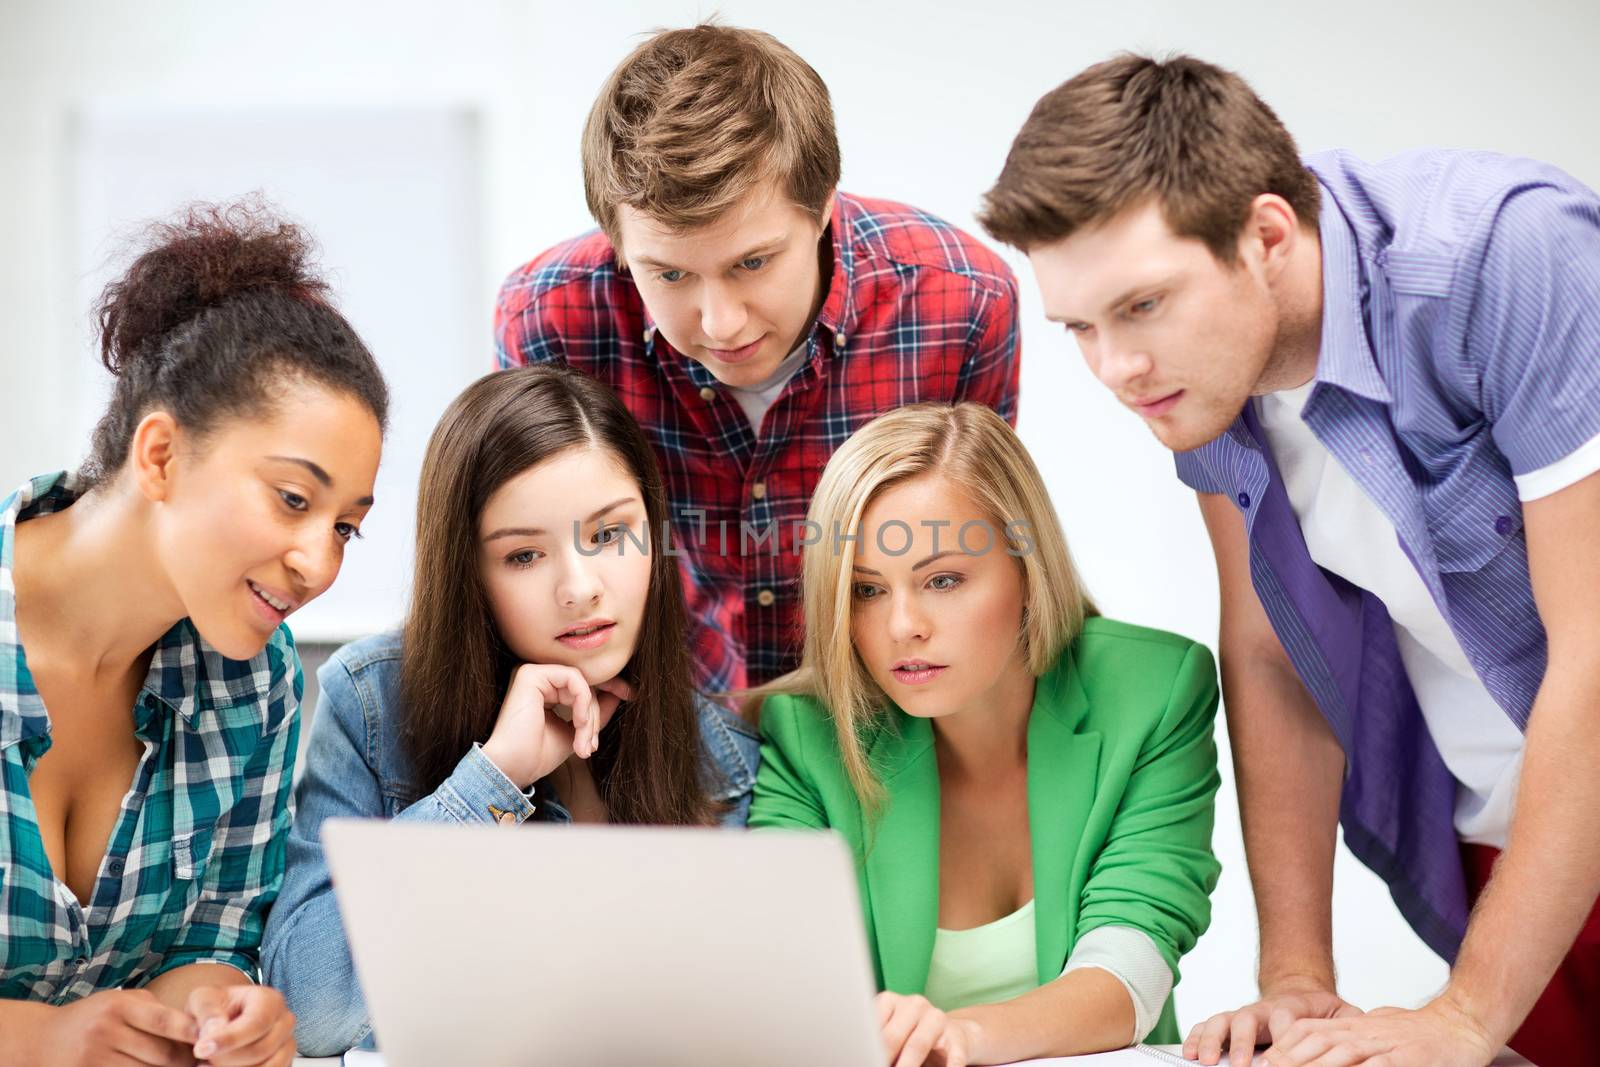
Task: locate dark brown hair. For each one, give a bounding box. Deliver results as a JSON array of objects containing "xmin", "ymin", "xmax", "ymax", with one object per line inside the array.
[
  {"xmin": 581, "ymin": 22, "xmax": 840, "ymax": 256},
  {"xmin": 980, "ymin": 53, "xmax": 1321, "ymax": 260},
  {"xmin": 83, "ymin": 199, "xmax": 388, "ymax": 489},
  {"xmin": 399, "ymin": 366, "xmax": 715, "ymax": 825}
]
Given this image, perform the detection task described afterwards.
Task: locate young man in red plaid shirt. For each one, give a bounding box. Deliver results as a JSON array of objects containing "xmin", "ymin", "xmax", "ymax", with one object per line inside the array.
[{"xmin": 495, "ymin": 24, "xmax": 1020, "ymax": 696}]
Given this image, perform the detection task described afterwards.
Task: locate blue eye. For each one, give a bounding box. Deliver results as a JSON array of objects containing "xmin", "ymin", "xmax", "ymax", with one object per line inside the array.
[
  {"xmin": 928, "ymin": 574, "xmax": 963, "ymax": 591},
  {"xmin": 507, "ymin": 549, "xmax": 542, "ymax": 568},
  {"xmin": 739, "ymin": 256, "xmax": 768, "ymax": 272},
  {"xmin": 658, "ymin": 269, "xmax": 685, "ymax": 284}
]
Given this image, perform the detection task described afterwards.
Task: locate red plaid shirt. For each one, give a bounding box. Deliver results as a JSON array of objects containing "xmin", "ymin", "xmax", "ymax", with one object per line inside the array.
[{"xmin": 494, "ymin": 193, "xmax": 1019, "ymax": 693}]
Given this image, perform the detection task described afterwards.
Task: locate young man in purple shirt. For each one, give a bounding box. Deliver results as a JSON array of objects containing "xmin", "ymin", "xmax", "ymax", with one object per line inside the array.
[{"xmin": 982, "ymin": 54, "xmax": 1600, "ymax": 1067}]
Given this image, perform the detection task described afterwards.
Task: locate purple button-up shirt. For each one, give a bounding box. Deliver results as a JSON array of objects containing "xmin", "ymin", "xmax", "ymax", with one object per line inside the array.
[{"xmin": 1176, "ymin": 149, "xmax": 1600, "ymax": 961}]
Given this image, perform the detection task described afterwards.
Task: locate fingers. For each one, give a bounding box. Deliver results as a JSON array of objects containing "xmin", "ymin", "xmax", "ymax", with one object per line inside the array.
[
  {"xmin": 125, "ymin": 994, "xmax": 200, "ymax": 1047},
  {"xmin": 193, "ymin": 987, "xmax": 277, "ymax": 1061},
  {"xmin": 536, "ymin": 667, "xmax": 599, "ymax": 758},
  {"xmin": 185, "ymin": 984, "xmax": 233, "ymax": 1039},
  {"xmin": 1266, "ymin": 1018, "xmax": 1353, "ymax": 1067},
  {"xmin": 894, "ymin": 1008, "xmax": 946, "ymax": 1067},
  {"xmin": 110, "ymin": 1028, "xmax": 191, "ymax": 1067},
  {"xmin": 202, "ymin": 1002, "xmax": 295, "ymax": 1067},
  {"xmin": 876, "ymin": 991, "xmax": 899, "ymax": 1028},
  {"xmin": 575, "ymin": 682, "xmax": 599, "ymax": 758},
  {"xmin": 1229, "ymin": 1010, "xmax": 1262, "ymax": 1067},
  {"xmin": 1189, "ymin": 1010, "xmax": 1240, "ymax": 1065},
  {"xmin": 592, "ymin": 677, "xmax": 634, "ymax": 730},
  {"xmin": 593, "ymin": 676, "xmax": 635, "ymax": 704},
  {"xmin": 880, "ymin": 995, "xmax": 923, "ymax": 1063}
]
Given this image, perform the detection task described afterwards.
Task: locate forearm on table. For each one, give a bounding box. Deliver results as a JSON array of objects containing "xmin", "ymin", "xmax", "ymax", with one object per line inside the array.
[
  {"xmin": 1224, "ymin": 647, "xmax": 1345, "ymax": 992},
  {"xmin": 1443, "ymin": 664, "xmax": 1600, "ymax": 1045},
  {"xmin": 952, "ymin": 965, "xmax": 1135, "ymax": 1062},
  {"xmin": 143, "ymin": 960, "xmax": 253, "ymax": 1012}
]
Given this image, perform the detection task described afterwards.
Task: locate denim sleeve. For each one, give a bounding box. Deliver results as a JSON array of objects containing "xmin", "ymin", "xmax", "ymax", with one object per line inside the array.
[
  {"xmin": 394, "ymin": 744, "xmax": 537, "ymax": 827},
  {"xmin": 260, "ymin": 653, "xmax": 385, "ymax": 1056},
  {"xmin": 1470, "ymin": 184, "xmax": 1600, "ymax": 475}
]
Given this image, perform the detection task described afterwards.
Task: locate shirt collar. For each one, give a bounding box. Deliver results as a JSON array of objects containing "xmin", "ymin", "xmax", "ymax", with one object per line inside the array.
[
  {"xmin": 1310, "ymin": 182, "xmax": 1392, "ymax": 404},
  {"xmin": 2, "ymin": 472, "xmax": 78, "ymax": 750},
  {"xmin": 811, "ymin": 192, "xmax": 856, "ymax": 339},
  {"xmin": 0, "ymin": 472, "xmax": 269, "ymax": 748}
]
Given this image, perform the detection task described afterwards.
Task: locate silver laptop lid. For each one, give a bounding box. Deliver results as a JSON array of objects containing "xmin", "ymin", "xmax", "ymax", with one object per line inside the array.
[{"xmin": 321, "ymin": 820, "xmax": 883, "ymax": 1067}]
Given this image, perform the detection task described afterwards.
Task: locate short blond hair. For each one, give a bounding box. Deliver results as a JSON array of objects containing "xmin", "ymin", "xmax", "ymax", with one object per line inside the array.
[
  {"xmin": 760, "ymin": 403, "xmax": 1096, "ymax": 811},
  {"xmin": 581, "ymin": 23, "xmax": 841, "ymax": 256}
]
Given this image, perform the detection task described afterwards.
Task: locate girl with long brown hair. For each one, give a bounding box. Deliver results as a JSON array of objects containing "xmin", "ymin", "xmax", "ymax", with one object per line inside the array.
[{"xmin": 261, "ymin": 365, "xmax": 758, "ymax": 1056}]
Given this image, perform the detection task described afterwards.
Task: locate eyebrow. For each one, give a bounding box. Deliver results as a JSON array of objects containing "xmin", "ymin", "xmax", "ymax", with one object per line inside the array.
[
  {"xmin": 482, "ymin": 496, "xmax": 637, "ymax": 542},
  {"xmin": 268, "ymin": 455, "xmax": 375, "ymax": 507},
  {"xmin": 630, "ymin": 234, "xmax": 789, "ymax": 273},
  {"xmin": 851, "ymin": 550, "xmax": 968, "ymax": 577}
]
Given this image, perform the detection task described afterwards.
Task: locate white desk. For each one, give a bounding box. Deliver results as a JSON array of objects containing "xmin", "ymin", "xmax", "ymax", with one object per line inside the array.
[{"xmin": 291, "ymin": 1046, "xmax": 1535, "ymax": 1066}]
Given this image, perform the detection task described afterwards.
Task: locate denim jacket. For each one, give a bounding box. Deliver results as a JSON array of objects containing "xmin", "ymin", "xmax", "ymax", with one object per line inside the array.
[{"xmin": 259, "ymin": 631, "xmax": 760, "ymax": 1056}]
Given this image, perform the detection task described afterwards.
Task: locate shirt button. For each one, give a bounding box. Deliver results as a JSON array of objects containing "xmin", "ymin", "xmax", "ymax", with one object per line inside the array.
[
  {"xmin": 699, "ymin": 387, "xmax": 716, "ymax": 402},
  {"xmin": 834, "ymin": 331, "xmax": 846, "ymax": 348},
  {"xmin": 643, "ymin": 327, "xmax": 654, "ymax": 343},
  {"xmin": 107, "ymin": 858, "xmax": 124, "ymax": 876},
  {"xmin": 1494, "ymin": 515, "xmax": 1514, "ymax": 536},
  {"xmin": 1236, "ymin": 492, "xmax": 1251, "ymax": 510},
  {"xmin": 756, "ymin": 589, "xmax": 776, "ymax": 607},
  {"xmin": 751, "ymin": 481, "xmax": 767, "ymax": 500}
]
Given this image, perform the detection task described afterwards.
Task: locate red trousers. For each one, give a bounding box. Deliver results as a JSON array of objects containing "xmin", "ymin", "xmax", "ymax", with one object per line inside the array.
[{"xmin": 1462, "ymin": 843, "xmax": 1600, "ymax": 1067}]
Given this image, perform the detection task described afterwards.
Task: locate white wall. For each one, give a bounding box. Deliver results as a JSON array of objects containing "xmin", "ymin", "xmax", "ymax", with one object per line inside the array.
[{"xmin": 5, "ymin": 0, "xmax": 1598, "ymax": 1029}]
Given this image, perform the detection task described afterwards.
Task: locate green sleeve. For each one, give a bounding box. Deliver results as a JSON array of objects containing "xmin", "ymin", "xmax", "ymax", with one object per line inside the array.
[
  {"xmin": 748, "ymin": 694, "xmax": 831, "ymax": 831},
  {"xmin": 1077, "ymin": 641, "xmax": 1222, "ymax": 974}
]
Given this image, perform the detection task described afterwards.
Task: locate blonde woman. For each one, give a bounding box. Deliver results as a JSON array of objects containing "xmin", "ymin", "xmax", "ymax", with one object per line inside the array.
[{"xmin": 748, "ymin": 403, "xmax": 1221, "ymax": 1066}]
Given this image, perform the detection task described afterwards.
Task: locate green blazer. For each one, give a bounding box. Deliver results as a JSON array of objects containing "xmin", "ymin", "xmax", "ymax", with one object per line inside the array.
[{"xmin": 749, "ymin": 616, "xmax": 1222, "ymax": 1045}]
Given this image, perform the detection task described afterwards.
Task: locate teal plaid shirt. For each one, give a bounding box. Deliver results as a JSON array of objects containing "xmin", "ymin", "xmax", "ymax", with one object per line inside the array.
[{"xmin": 1, "ymin": 473, "xmax": 302, "ymax": 1002}]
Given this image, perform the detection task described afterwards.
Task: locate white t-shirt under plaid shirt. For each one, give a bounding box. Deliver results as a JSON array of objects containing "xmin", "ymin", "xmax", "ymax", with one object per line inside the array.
[{"xmin": 0, "ymin": 472, "xmax": 302, "ymax": 1002}]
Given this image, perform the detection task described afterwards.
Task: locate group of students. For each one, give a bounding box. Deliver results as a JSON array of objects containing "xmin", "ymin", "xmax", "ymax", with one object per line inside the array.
[{"xmin": 3, "ymin": 22, "xmax": 1598, "ymax": 1067}]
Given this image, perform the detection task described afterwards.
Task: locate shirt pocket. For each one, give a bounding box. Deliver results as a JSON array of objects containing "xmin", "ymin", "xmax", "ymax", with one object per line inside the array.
[
  {"xmin": 1422, "ymin": 454, "xmax": 1525, "ymax": 574},
  {"xmin": 143, "ymin": 827, "xmax": 214, "ymax": 955}
]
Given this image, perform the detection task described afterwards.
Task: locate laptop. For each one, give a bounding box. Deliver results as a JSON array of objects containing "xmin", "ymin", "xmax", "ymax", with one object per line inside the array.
[{"xmin": 321, "ymin": 820, "xmax": 884, "ymax": 1067}]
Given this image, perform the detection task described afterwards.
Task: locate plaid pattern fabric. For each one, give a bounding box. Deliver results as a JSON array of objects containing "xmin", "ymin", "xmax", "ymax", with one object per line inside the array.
[
  {"xmin": 1, "ymin": 473, "xmax": 301, "ymax": 1003},
  {"xmin": 496, "ymin": 193, "xmax": 1020, "ymax": 692}
]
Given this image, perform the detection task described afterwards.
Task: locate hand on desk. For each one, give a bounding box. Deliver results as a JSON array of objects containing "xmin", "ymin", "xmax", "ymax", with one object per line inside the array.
[
  {"xmin": 1183, "ymin": 981, "xmax": 1360, "ymax": 1066},
  {"xmin": 877, "ymin": 991, "xmax": 984, "ymax": 1067},
  {"xmin": 1261, "ymin": 997, "xmax": 1496, "ymax": 1067}
]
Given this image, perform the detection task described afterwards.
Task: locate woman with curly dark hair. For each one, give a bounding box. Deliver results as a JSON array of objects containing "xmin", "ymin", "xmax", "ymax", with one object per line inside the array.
[{"xmin": 0, "ymin": 201, "xmax": 388, "ymax": 1067}]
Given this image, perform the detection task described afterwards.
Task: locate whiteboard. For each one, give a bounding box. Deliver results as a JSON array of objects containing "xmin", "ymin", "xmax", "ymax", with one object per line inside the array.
[{"xmin": 72, "ymin": 103, "xmax": 486, "ymax": 642}]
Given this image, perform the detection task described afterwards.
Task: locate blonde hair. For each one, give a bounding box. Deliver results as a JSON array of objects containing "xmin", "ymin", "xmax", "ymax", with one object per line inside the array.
[
  {"xmin": 760, "ymin": 403, "xmax": 1096, "ymax": 811},
  {"xmin": 580, "ymin": 23, "xmax": 841, "ymax": 257}
]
